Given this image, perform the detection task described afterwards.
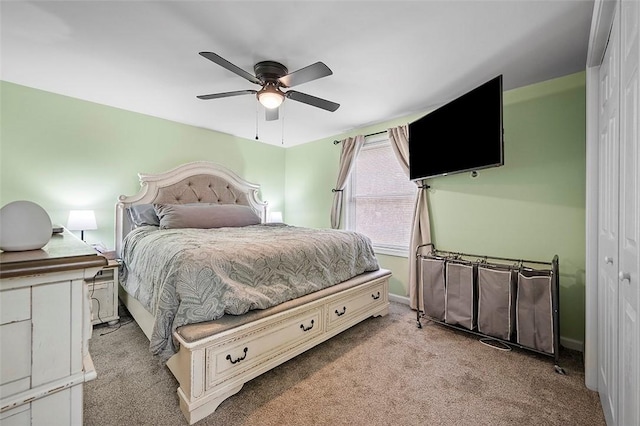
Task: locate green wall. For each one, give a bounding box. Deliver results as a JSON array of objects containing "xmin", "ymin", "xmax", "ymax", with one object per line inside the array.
[
  {"xmin": 0, "ymin": 81, "xmax": 286, "ymax": 246},
  {"xmin": 285, "ymin": 72, "xmax": 586, "ymax": 345},
  {"xmin": 1, "ymin": 72, "xmax": 586, "ymax": 345}
]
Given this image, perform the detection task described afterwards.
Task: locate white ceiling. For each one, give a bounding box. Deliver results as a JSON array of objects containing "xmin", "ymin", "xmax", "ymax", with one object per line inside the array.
[{"xmin": 0, "ymin": 1, "xmax": 594, "ymax": 147}]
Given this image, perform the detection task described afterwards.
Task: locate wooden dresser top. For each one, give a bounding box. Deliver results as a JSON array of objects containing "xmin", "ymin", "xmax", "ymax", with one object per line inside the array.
[{"xmin": 0, "ymin": 230, "xmax": 107, "ymax": 279}]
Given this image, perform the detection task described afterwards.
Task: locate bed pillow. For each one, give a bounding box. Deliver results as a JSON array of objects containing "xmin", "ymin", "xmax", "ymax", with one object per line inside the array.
[
  {"xmin": 154, "ymin": 203, "xmax": 261, "ymax": 229},
  {"xmin": 127, "ymin": 204, "xmax": 160, "ymax": 227}
]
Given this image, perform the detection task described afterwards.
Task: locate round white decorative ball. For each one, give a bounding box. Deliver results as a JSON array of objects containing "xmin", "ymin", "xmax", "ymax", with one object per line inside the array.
[{"xmin": 0, "ymin": 201, "xmax": 53, "ymax": 251}]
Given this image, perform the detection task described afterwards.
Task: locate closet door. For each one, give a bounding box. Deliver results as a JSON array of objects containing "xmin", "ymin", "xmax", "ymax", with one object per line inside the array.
[
  {"xmin": 597, "ymin": 5, "xmax": 620, "ymax": 424},
  {"xmin": 618, "ymin": 1, "xmax": 639, "ymax": 424}
]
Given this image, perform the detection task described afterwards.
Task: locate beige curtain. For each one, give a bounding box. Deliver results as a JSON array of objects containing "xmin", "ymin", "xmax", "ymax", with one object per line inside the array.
[
  {"xmin": 331, "ymin": 135, "xmax": 365, "ymax": 229},
  {"xmin": 388, "ymin": 125, "xmax": 432, "ymax": 311}
]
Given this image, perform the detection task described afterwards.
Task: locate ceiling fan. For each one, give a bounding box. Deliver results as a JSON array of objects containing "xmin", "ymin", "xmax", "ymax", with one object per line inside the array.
[{"xmin": 197, "ymin": 52, "xmax": 340, "ymax": 121}]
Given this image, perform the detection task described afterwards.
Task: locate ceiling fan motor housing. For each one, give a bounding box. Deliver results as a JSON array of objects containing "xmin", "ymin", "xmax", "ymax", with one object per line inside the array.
[{"xmin": 254, "ymin": 61, "xmax": 289, "ymax": 84}]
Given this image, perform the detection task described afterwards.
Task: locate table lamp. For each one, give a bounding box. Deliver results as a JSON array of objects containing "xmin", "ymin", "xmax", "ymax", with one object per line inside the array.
[{"xmin": 67, "ymin": 210, "xmax": 97, "ymax": 241}]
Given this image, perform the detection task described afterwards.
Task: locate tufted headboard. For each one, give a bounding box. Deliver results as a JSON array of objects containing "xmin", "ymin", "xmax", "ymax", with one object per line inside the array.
[{"xmin": 115, "ymin": 161, "xmax": 268, "ymax": 257}]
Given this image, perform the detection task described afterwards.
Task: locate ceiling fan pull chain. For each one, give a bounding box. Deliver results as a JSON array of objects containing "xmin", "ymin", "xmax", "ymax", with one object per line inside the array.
[
  {"xmin": 255, "ymin": 101, "xmax": 259, "ymax": 140},
  {"xmin": 281, "ymin": 103, "xmax": 285, "ymax": 145}
]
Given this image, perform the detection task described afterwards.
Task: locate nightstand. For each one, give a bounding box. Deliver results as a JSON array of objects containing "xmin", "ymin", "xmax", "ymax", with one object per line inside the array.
[{"xmin": 86, "ymin": 259, "xmax": 120, "ymax": 325}]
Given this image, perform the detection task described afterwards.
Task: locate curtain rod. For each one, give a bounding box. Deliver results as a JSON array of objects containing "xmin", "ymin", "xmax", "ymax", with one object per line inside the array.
[{"xmin": 333, "ymin": 130, "xmax": 387, "ymax": 145}]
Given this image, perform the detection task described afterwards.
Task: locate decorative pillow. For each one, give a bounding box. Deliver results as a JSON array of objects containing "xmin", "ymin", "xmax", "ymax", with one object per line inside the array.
[
  {"xmin": 127, "ymin": 204, "xmax": 160, "ymax": 227},
  {"xmin": 154, "ymin": 204, "xmax": 261, "ymax": 229}
]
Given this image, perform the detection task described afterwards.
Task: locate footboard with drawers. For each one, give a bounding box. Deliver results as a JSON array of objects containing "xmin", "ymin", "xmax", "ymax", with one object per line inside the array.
[{"xmin": 166, "ymin": 269, "xmax": 391, "ymax": 424}]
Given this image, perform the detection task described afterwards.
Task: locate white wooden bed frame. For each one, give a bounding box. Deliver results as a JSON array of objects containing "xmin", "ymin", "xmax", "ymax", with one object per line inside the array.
[{"xmin": 115, "ymin": 161, "xmax": 391, "ymax": 424}]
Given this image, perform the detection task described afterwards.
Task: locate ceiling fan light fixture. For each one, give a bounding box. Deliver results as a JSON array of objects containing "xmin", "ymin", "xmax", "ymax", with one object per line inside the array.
[{"xmin": 257, "ymin": 84, "xmax": 284, "ymax": 109}]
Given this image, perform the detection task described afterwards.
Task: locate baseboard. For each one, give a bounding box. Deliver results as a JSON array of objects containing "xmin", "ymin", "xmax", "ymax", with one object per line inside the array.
[
  {"xmin": 560, "ymin": 336, "xmax": 584, "ymax": 353},
  {"xmin": 390, "ymin": 292, "xmax": 585, "ymax": 353},
  {"xmin": 389, "ymin": 293, "xmax": 410, "ymax": 305}
]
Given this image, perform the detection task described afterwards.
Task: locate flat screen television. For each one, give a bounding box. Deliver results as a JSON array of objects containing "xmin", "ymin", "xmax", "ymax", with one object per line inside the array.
[{"xmin": 408, "ymin": 75, "xmax": 504, "ymax": 181}]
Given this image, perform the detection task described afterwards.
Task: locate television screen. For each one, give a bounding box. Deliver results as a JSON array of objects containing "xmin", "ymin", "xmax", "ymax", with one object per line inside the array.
[{"xmin": 408, "ymin": 75, "xmax": 504, "ymax": 181}]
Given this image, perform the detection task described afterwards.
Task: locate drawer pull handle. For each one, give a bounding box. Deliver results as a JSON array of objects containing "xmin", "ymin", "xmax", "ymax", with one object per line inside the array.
[
  {"xmin": 335, "ymin": 307, "xmax": 347, "ymax": 317},
  {"xmin": 300, "ymin": 319, "xmax": 315, "ymax": 332},
  {"xmin": 371, "ymin": 292, "xmax": 380, "ymax": 300},
  {"xmin": 226, "ymin": 347, "xmax": 248, "ymax": 365}
]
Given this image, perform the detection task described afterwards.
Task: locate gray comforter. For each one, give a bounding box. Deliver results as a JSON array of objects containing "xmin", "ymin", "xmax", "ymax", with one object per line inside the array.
[{"xmin": 120, "ymin": 224, "xmax": 379, "ymax": 358}]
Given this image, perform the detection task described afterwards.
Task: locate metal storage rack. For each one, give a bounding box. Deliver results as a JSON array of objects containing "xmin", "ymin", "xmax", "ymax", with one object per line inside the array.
[{"xmin": 415, "ymin": 243, "xmax": 564, "ymax": 374}]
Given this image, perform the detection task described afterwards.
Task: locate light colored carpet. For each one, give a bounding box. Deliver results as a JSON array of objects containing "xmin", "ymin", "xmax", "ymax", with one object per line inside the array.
[{"xmin": 84, "ymin": 302, "xmax": 605, "ymax": 425}]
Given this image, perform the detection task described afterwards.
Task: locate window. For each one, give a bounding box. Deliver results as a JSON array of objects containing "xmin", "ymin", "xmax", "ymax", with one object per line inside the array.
[{"xmin": 346, "ymin": 134, "xmax": 417, "ymax": 257}]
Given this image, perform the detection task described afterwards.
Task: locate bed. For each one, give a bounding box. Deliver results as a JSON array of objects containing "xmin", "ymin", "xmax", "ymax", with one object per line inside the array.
[{"xmin": 115, "ymin": 161, "xmax": 391, "ymax": 424}]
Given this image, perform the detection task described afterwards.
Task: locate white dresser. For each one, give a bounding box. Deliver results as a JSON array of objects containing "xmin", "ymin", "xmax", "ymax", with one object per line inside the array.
[{"xmin": 0, "ymin": 230, "xmax": 106, "ymax": 425}]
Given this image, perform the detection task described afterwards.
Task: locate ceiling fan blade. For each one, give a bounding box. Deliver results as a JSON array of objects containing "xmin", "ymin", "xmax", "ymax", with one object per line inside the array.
[
  {"xmin": 278, "ymin": 62, "xmax": 332, "ymax": 88},
  {"xmin": 197, "ymin": 90, "xmax": 257, "ymax": 100},
  {"xmin": 265, "ymin": 107, "xmax": 279, "ymax": 121},
  {"xmin": 199, "ymin": 52, "xmax": 262, "ymax": 85},
  {"xmin": 286, "ymin": 90, "xmax": 340, "ymax": 112}
]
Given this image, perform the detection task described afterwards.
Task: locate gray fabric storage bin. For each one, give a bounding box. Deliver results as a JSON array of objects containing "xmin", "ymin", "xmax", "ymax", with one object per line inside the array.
[
  {"xmin": 516, "ymin": 271, "xmax": 554, "ymax": 354},
  {"xmin": 444, "ymin": 261, "xmax": 475, "ymax": 330},
  {"xmin": 421, "ymin": 257, "xmax": 446, "ymax": 321},
  {"xmin": 477, "ymin": 266, "xmax": 516, "ymax": 340}
]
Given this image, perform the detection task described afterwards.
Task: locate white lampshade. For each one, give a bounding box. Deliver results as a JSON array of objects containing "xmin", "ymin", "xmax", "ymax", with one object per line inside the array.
[
  {"xmin": 257, "ymin": 85, "xmax": 284, "ymax": 109},
  {"xmin": 269, "ymin": 211, "xmax": 283, "ymax": 223},
  {"xmin": 67, "ymin": 210, "xmax": 97, "ymax": 241}
]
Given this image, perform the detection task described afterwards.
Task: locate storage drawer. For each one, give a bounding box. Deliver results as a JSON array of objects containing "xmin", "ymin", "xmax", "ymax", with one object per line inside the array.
[
  {"xmin": 206, "ymin": 307, "xmax": 322, "ymax": 388},
  {"xmin": 0, "ymin": 385, "xmax": 80, "ymax": 426},
  {"xmin": 88, "ymin": 281, "xmax": 116, "ymax": 324},
  {"xmin": 327, "ymin": 280, "xmax": 386, "ymax": 331},
  {"xmin": 0, "ymin": 288, "xmax": 30, "ymax": 325},
  {"xmin": 0, "ymin": 320, "xmax": 31, "ymax": 397},
  {"xmin": 0, "ymin": 403, "xmax": 30, "ymax": 426}
]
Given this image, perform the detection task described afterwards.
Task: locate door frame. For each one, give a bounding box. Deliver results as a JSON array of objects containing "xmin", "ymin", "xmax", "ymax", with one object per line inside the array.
[{"xmin": 585, "ymin": 0, "xmax": 617, "ymax": 391}]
